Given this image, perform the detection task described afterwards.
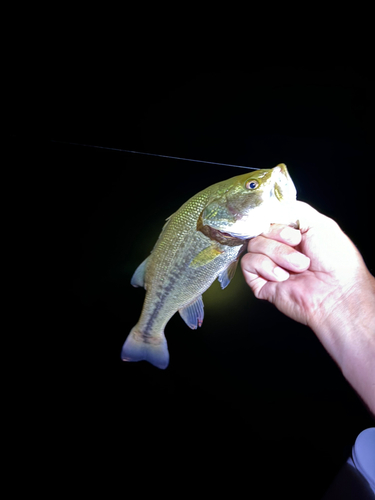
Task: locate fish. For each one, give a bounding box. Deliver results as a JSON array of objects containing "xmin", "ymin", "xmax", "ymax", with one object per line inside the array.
[{"xmin": 121, "ymin": 163, "xmax": 298, "ymax": 369}]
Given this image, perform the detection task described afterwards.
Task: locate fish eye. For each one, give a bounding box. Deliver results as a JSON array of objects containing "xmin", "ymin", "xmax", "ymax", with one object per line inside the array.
[{"xmin": 245, "ymin": 179, "xmax": 259, "ymax": 190}]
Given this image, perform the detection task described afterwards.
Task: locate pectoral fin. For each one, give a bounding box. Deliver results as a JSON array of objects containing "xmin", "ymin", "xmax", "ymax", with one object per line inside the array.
[
  {"xmin": 189, "ymin": 245, "xmax": 224, "ymax": 269},
  {"xmin": 179, "ymin": 295, "xmax": 204, "ymax": 329},
  {"xmin": 217, "ymin": 259, "xmax": 239, "ymax": 289},
  {"xmin": 131, "ymin": 257, "xmax": 149, "ymax": 288}
]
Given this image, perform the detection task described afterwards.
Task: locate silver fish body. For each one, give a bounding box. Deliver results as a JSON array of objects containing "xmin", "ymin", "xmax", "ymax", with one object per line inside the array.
[{"xmin": 122, "ymin": 164, "xmax": 297, "ymax": 368}]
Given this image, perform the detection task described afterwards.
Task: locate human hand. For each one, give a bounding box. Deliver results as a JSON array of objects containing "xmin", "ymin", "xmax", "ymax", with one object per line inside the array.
[
  {"xmin": 241, "ymin": 201, "xmax": 375, "ymax": 413},
  {"xmin": 241, "ymin": 201, "xmax": 373, "ymax": 333}
]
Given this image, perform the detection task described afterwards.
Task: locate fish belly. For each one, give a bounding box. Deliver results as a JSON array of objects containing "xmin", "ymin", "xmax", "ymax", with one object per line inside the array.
[{"xmin": 139, "ymin": 228, "xmax": 242, "ymax": 338}]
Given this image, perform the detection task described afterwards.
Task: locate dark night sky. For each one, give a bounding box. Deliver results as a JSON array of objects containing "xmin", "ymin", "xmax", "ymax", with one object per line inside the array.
[{"xmin": 49, "ymin": 60, "xmax": 374, "ymax": 497}]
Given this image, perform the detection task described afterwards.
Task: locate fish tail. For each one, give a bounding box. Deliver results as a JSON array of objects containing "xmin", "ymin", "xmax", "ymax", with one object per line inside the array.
[{"xmin": 121, "ymin": 326, "xmax": 169, "ymax": 369}]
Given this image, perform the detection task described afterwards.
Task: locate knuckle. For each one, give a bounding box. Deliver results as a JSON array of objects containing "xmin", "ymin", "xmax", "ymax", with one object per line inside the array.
[{"xmin": 247, "ymin": 235, "xmax": 263, "ymax": 252}]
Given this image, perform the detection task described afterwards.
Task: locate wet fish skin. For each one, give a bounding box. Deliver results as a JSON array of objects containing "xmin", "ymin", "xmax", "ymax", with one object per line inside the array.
[{"xmin": 122, "ymin": 164, "xmax": 297, "ymax": 369}]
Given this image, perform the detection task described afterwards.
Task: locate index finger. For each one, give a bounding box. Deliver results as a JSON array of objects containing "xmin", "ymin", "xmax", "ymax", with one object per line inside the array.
[{"xmin": 261, "ymin": 224, "xmax": 302, "ymax": 246}]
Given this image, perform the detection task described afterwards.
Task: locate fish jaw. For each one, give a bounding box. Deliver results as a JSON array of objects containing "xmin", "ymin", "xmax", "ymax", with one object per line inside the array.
[
  {"xmin": 223, "ymin": 198, "xmax": 299, "ymax": 239},
  {"xmin": 202, "ymin": 164, "xmax": 298, "ymax": 239}
]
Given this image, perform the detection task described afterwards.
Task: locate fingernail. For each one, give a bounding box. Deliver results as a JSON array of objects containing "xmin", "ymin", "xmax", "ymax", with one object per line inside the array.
[
  {"xmin": 273, "ymin": 267, "xmax": 290, "ymax": 281},
  {"xmin": 280, "ymin": 226, "xmax": 300, "ymax": 244},
  {"xmin": 287, "ymin": 252, "xmax": 310, "ymax": 268}
]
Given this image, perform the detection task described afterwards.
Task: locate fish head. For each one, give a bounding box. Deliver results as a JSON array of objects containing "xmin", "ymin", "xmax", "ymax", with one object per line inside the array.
[{"xmin": 202, "ymin": 164, "xmax": 298, "ymax": 239}]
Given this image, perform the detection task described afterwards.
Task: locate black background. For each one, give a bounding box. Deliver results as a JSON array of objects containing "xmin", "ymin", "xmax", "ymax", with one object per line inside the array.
[{"xmin": 48, "ymin": 59, "xmax": 374, "ymax": 497}]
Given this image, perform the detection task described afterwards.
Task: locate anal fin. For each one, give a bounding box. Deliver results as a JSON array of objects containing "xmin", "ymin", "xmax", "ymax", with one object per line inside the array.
[{"xmin": 179, "ymin": 295, "xmax": 204, "ymax": 329}]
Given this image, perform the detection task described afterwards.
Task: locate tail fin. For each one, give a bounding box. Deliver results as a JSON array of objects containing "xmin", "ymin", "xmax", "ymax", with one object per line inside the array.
[{"xmin": 121, "ymin": 326, "xmax": 169, "ymax": 369}]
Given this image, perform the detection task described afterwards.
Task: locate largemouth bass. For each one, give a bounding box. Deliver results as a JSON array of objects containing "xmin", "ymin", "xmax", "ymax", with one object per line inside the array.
[{"xmin": 122, "ymin": 163, "xmax": 297, "ymax": 369}]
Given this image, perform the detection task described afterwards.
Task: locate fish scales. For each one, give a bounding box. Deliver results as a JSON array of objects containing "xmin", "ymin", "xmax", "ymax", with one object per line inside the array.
[
  {"xmin": 121, "ymin": 164, "xmax": 298, "ymax": 368},
  {"xmin": 138, "ymin": 188, "xmax": 243, "ymax": 337}
]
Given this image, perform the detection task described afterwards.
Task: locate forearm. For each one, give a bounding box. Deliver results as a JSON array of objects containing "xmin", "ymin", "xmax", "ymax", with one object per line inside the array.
[
  {"xmin": 311, "ymin": 273, "xmax": 375, "ymax": 415},
  {"xmin": 242, "ymin": 208, "xmax": 375, "ymax": 414}
]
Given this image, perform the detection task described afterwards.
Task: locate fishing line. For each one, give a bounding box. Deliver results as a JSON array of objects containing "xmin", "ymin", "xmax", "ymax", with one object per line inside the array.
[{"xmin": 50, "ymin": 139, "xmax": 259, "ymax": 170}]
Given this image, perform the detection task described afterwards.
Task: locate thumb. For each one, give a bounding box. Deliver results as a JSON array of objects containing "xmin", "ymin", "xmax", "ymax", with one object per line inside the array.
[
  {"xmin": 294, "ymin": 201, "xmax": 329, "ymax": 233},
  {"xmin": 294, "ymin": 201, "xmax": 362, "ymax": 281}
]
